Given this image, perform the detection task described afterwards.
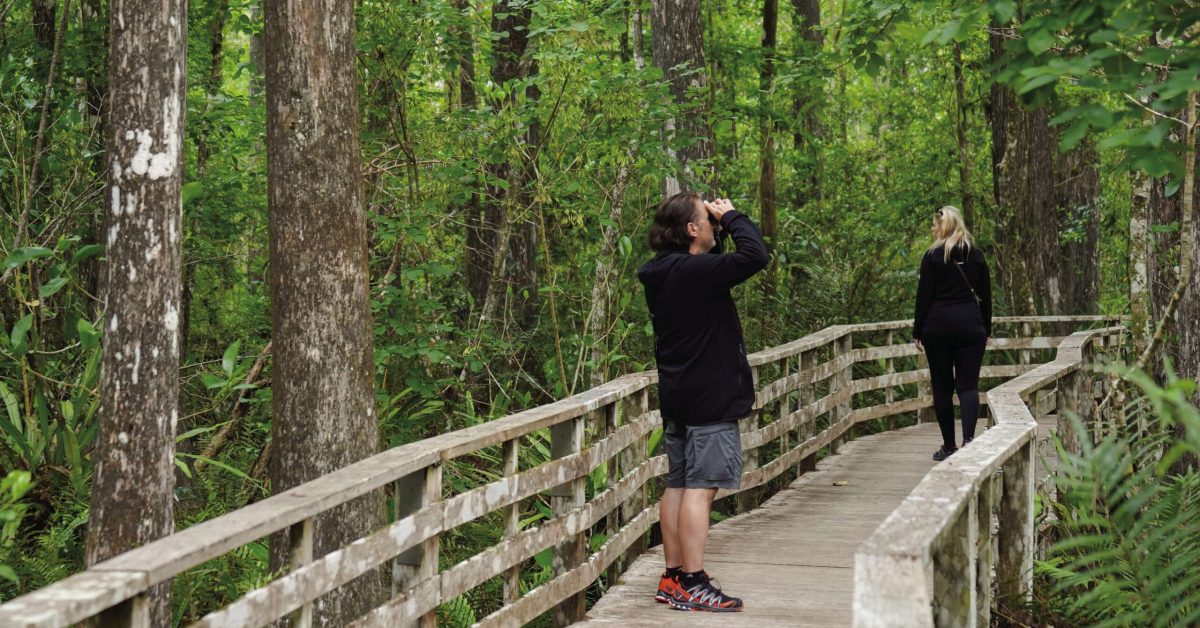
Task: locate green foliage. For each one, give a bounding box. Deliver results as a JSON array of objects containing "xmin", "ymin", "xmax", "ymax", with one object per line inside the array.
[{"xmin": 1037, "ymin": 371, "xmax": 1200, "ymax": 626}]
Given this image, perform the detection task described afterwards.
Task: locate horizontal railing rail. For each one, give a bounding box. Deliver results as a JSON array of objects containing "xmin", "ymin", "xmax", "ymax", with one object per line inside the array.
[
  {"xmin": 0, "ymin": 316, "xmax": 1122, "ymax": 627},
  {"xmin": 853, "ymin": 324, "xmax": 1125, "ymax": 627}
]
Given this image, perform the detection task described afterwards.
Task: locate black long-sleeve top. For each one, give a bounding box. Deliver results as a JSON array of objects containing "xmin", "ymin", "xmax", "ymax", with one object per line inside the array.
[
  {"xmin": 637, "ymin": 210, "xmax": 769, "ymax": 425},
  {"xmin": 912, "ymin": 244, "xmax": 992, "ymax": 340}
]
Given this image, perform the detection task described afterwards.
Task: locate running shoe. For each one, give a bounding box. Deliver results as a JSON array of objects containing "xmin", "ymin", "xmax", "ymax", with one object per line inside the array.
[
  {"xmin": 655, "ymin": 572, "xmax": 680, "ymax": 604},
  {"xmin": 670, "ymin": 574, "xmax": 744, "ymax": 612}
]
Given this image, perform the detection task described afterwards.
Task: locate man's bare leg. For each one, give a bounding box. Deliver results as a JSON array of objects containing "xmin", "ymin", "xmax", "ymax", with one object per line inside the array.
[
  {"xmin": 660, "ymin": 487, "xmax": 684, "ymax": 569},
  {"xmin": 679, "ymin": 487, "xmax": 718, "ymax": 572}
]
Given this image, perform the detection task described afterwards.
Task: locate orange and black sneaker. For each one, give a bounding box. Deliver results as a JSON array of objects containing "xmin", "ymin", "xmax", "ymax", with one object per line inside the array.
[
  {"xmin": 655, "ymin": 572, "xmax": 681, "ymax": 603},
  {"xmin": 670, "ymin": 574, "xmax": 743, "ymax": 612}
]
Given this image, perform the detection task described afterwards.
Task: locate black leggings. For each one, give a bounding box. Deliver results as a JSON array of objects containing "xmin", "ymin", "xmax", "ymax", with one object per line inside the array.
[{"xmin": 923, "ymin": 332, "xmax": 987, "ymax": 449}]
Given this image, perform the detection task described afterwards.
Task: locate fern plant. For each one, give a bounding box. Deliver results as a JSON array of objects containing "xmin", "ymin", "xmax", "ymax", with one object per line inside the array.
[{"xmin": 1037, "ymin": 369, "xmax": 1200, "ymax": 627}]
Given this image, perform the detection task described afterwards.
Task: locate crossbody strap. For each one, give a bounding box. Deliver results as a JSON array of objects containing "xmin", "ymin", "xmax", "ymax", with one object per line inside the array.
[{"xmin": 952, "ymin": 250, "xmax": 982, "ymax": 305}]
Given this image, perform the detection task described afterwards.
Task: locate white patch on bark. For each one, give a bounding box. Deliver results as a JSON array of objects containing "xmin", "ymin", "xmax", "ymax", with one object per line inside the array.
[
  {"xmin": 110, "ymin": 314, "xmax": 119, "ymax": 332},
  {"xmin": 118, "ymin": 431, "xmax": 129, "ymax": 444},
  {"xmin": 131, "ymin": 345, "xmax": 141, "ymax": 384},
  {"xmin": 108, "ymin": 222, "xmax": 120, "ymax": 246}
]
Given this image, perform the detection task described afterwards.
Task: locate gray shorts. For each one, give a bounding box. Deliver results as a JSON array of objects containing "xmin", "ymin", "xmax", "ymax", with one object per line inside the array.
[{"xmin": 665, "ymin": 420, "xmax": 743, "ymax": 490}]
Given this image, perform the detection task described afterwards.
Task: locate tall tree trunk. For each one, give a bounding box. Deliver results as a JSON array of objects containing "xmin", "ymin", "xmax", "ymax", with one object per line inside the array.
[
  {"xmin": 468, "ymin": 0, "xmax": 536, "ymax": 314},
  {"xmin": 84, "ymin": 0, "xmax": 186, "ymax": 625},
  {"xmin": 650, "ymin": 0, "xmax": 714, "ymax": 197},
  {"xmin": 988, "ymin": 22, "xmax": 1058, "ymax": 315},
  {"xmin": 952, "ymin": 41, "xmax": 973, "ymax": 225},
  {"xmin": 1129, "ymin": 175, "xmax": 1151, "ymax": 356},
  {"xmin": 248, "ymin": 1, "xmax": 265, "ymax": 99},
  {"xmin": 264, "ymin": 0, "xmax": 385, "ymax": 622},
  {"xmin": 1054, "ymin": 140, "xmax": 1101, "ymax": 314},
  {"xmin": 32, "ymin": 0, "xmax": 55, "ymax": 51},
  {"xmin": 80, "ymin": 0, "xmax": 106, "ymax": 316},
  {"xmin": 790, "ymin": 0, "xmax": 821, "ymax": 207},
  {"xmin": 583, "ymin": 7, "xmax": 646, "ymax": 391},
  {"xmin": 758, "ymin": 0, "xmax": 778, "ymax": 306}
]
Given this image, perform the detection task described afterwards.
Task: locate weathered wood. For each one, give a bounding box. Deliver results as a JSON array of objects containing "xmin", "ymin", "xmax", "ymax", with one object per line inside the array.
[
  {"xmin": 997, "ymin": 440, "xmax": 1034, "ymax": 604},
  {"xmin": 975, "ymin": 474, "xmax": 997, "ymax": 628},
  {"xmin": 550, "ymin": 415, "xmax": 586, "ymax": 626},
  {"xmin": 502, "ymin": 439, "xmax": 521, "ymax": 604},
  {"xmin": 740, "ymin": 366, "xmax": 763, "ymax": 511},
  {"xmin": 0, "ymin": 570, "xmax": 148, "ymax": 628},
  {"xmin": 1, "ymin": 318, "xmax": 1124, "ymax": 628}
]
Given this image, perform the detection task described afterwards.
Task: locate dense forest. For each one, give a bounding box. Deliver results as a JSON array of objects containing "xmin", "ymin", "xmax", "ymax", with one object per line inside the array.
[{"xmin": 1, "ymin": 0, "xmax": 1198, "ymax": 624}]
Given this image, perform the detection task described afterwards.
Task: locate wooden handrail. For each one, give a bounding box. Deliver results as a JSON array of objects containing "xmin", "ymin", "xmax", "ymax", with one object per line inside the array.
[
  {"xmin": 852, "ymin": 325, "xmax": 1125, "ymax": 627},
  {"xmin": 0, "ymin": 315, "xmax": 1123, "ymax": 627}
]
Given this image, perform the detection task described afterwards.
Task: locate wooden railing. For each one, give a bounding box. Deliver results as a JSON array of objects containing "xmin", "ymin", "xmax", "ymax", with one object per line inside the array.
[
  {"xmin": 853, "ymin": 323, "xmax": 1125, "ymax": 627},
  {"xmin": 0, "ymin": 316, "xmax": 1121, "ymax": 627}
]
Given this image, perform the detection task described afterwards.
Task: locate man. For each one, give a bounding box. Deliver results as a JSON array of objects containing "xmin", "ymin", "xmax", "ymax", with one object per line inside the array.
[{"xmin": 637, "ymin": 192, "xmax": 768, "ymax": 612}]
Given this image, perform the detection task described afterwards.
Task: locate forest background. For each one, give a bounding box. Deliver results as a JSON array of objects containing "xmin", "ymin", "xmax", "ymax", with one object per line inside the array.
[{"xmin": 1, "ymin": 0, "xmax": 1198, "ymax": 624}]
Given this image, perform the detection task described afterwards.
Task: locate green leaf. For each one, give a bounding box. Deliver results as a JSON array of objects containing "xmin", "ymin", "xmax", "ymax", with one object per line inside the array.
[
  {"xmin": 72, "ymin": 244, "xmax": 106, "ymax": 264},
  {"xmin": 570, "ymin": 21, "xmax": 589, "ymax": 32},
  {"xmin": 3, "ymin": 247, "xmax": 53, "ymax": 269},
  {"xmin": 0, "ymin": 564, "xmax": 18, "ymax": 585},
  {"xmin": 76, "ymin": 319, "xmax": 100, "ymax": 351},
  {"xmin": 38, "ymin": 276, "xmax": 68, "ymax": 299},
  {"xmin": 1059, "ymin": 120, "xmax": 1090, "ymax": 152},
  {"xmin": 10, "ymin": 314, "xmax": 34, "ymax": 357},
  {"xmin": 181, "ymin": 181, "xmax": 204, "ymax": 206},
  {"xmin": 177, "ymin": 453, "xmax": 252, "ymax": 480},
  {"xmin": 1026, "ymin": 29, "xmax": 1056, "ymax": 55},
  {"xmin": 991, "ymin": 0, "xmax": 1016, "ymax": 23},
  {"xmin": 222, "ymin": 340, "xmax": 241, "ymax": 376}
]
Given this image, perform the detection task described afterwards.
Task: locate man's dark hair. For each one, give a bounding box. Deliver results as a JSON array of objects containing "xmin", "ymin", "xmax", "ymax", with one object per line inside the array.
[{"xmin": 648, "ymin": 192, "xmax": 701, "ymax": 252}]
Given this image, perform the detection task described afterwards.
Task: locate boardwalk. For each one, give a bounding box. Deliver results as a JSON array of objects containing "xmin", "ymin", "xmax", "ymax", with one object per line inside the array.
[
  {"xmin": 0, "ymin": 318, "xmax": 1117, "ymax": 627},
  {"xmin": 581, "ymin": 415, "xmax": 1060, "ymax": 627}
]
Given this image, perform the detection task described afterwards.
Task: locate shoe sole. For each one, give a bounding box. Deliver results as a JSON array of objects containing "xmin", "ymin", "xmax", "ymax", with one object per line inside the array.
[{"xmin": 669, "ymin": 599, "xmax": 743, "ymax": 612}]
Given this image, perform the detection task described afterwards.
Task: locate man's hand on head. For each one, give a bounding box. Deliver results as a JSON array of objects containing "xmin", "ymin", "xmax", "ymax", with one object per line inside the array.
[{"xmin": 703, "ymin": 199, "xmax": 735, "ymax": 227}]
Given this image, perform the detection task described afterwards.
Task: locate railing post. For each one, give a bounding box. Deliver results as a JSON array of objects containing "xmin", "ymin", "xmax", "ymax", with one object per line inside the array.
[
  {"xmin": 932, "ymin": 492, "xmax": 976, "ymax": 627},
  {"xmin": 502, "ymin": 438, "xmax": 521, "ymax": 605},
  {"xmin": 394, "ymin": 463, "xmax": 442, "ymax": 627},
  {"xmin": 601, "ymin": 402, "xmax": 621, "ymax": 583},
  {"xmin": 997, "ymin": 438, "xmax": 1034, "ymax": 605},
  {"xmin": 1056, "ymin": 369, "xmax": 1083, "ymax": 456},
  {"xmin": 885, "ymin": 330, "xmax": 895, "ymax": 431},
  {"xmin": 1020, "ymin": 322, "xmax": 1032, "ymax": 366},
  {"xmin": 779, "ymin": 357, "xmax": 793, "ymax": 483},
  {"xmin": 917, "ymin": 350, "xmax": 936, "ymax": 425},
  {"xmin": 619, "ymin": 387, "xmax": 649, "ymax": 570},
  {"xmin": 831, "ymin": 334, "xmax": 852, "ymax": 453},
  {"xmin": 976, "ymin": 474, "xmax": 997, "ymax": 627},
  {"xmin": 800, "ymin": 349, "xmax": 818, "ymax": 473},
  {"xmin": 550, "ymin": 415, "xmax": 586, "ymax": 626},
  {"xmin": 288, "ymin": 518, "xmax": 315, "ymax": 627},
  {"xmin": 738, "ymin": 365, "xmax": 761, "ymax": 512}
]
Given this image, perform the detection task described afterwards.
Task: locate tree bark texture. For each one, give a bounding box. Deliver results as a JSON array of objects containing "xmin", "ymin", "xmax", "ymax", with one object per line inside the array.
[
  {"xmin": 952, "ymin": 41, "xmax": 973, "ymax": 225},
  {"xmin": 1054, "ymin": 140, "xmax": 1101, "ymax": 314},
  {"xmin": 650, "ymin": 0, "xmax": 714, "ymax": 197},
  {"xmin": 32, "ymin": 0, "xmax": 55, "ymax": 50},
  {"xmin": 758, "ymin": 0, "xmax": 778, "ymax": 300},
  {"xmin": 85, "ymin": 0, "xmax": 186, "ymax": 625},
  {"xmin": 264, "ymin": 0, "xmax": 385, "ymax": 622},
  {"xmin": 466, "ymin": 0, "xmax": 536, "ymax": 312},
  {"xmin": 989, "ymin": 25, "xmax": 1058, "ymax": 315},
  {"xmin": 790, "ymin": 0, "xmax": 821, "ymax": 148}
]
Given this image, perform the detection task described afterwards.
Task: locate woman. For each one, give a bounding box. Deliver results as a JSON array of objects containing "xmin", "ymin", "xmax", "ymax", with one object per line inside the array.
[{"xmin": 913, "ymin": 206, "xmax": 992, "ymax": 461}]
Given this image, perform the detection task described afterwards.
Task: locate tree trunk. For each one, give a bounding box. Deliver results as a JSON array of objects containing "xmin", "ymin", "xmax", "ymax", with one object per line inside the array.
[
  {"xmin": 84, "ymin": 0, "xmax": 186, "ymax": 625},
  {"xmin": 1130, "ymin": 175, "xmax": 1151, "ymax": 356},
  {"xmin": 790, "ymin": 0, "xmax": 821, "ymax": 206},
  {"xmin": 650, "ymin": 0, "xmax": 714, "ymax": 197},
  {"xmin": 952, "ymin": 41, "xmax": 973, "ymax": 225},
  {"xmin": 758, "ymin": 0, "xmax": 778, "ymax": 306},
  {"xmin": 988, "ymin": 23, "xmax": 1058, "ymax": 315},
  {"xmin": 264, "ymin": 0, "xmax": 386, "ymax": 622},
  {"xmin": 467, "ymin": 0, "xmax": 536, "ymax": 314},
  {"xmin": 32, "ymin": 0, "xmax": 55, "ymax": 51},
  {"xmin": 1054, "ymin": 140, "xmax": 1101, "ymax": 314},
  {"xmin": 248, "ymin": 1, "xmax": 265, "ymax": 99}
]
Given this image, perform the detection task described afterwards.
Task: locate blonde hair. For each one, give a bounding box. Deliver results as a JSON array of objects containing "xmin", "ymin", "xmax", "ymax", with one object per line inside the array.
[{"xmin": 929, "ymin": 205, "xmax": 973, "ymax": 262}]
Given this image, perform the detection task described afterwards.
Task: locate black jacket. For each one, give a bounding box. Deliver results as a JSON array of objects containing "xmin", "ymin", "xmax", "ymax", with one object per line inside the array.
[
  {"xmin": 913, "ymin": 243, "xmax": 992, "ymax": 340},
  {"xmin": 637, "ymin": 210, "xmax": 769, "ymax": 426}
]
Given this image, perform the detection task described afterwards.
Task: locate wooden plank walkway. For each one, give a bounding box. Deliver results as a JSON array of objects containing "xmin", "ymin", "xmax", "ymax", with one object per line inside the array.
[{"xmin": 579, "ymin": 415, "xmax": 1060, "ymax": 627}]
